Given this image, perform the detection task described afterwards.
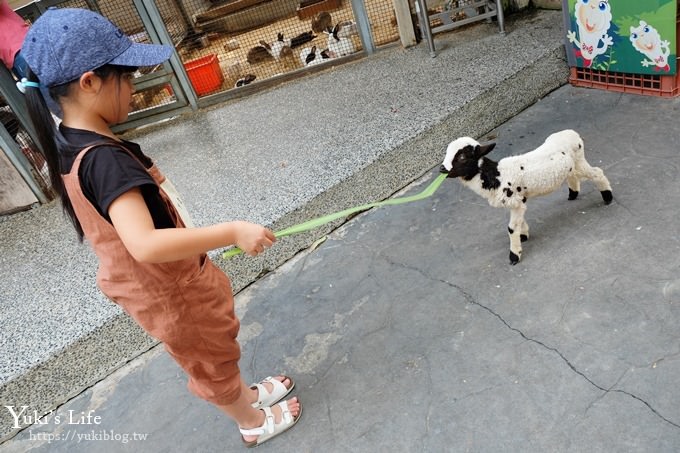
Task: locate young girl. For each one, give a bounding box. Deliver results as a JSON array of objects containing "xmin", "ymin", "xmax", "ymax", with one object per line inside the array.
[{"xmin": 20, "ymin": 7, "xmax": 301, "ymax": 448}]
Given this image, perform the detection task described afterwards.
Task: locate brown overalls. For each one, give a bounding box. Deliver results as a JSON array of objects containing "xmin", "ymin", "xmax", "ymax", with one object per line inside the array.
[{"xmin": 62, "ymin": 145, "xmax": 242, "ymax": 405}]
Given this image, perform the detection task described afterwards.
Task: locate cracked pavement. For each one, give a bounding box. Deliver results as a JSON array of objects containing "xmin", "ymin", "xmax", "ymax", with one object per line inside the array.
[{"xmin": 3, "ymin": 86, "xmax": 680, "ymax": 452}]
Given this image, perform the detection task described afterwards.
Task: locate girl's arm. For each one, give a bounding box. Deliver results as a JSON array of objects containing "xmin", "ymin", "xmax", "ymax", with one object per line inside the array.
[{"xmin": 108, "ymin": 187, "xmax": 275, "ymax": 263}]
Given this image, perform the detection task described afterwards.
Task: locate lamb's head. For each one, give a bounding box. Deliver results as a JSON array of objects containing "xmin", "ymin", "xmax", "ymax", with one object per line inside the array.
[{"xmin": 440, "ymin": 137, "xmax": 496, "ymax": 179}]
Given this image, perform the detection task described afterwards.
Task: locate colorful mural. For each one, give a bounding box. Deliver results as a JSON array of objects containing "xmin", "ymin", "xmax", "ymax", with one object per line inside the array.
[{"xmin": 565, "ymin": 0, "xmax": 677, "ymax": 74}]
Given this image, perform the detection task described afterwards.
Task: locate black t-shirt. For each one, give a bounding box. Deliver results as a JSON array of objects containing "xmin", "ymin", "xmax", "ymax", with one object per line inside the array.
[{"xmin": 59, "ymin": 126, "xmax": 175, "ymax": 229}]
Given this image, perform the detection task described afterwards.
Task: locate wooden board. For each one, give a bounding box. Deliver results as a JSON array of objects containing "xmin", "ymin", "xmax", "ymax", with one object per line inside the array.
[{"xmin": 0, "ymin": 148, "xmax": 37, "ymax": 215}]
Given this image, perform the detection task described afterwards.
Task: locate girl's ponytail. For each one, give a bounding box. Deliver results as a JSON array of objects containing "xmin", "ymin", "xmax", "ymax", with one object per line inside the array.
[{"xmin": 24, "ymin": 69, "xmax": 84, "ymax": 240}]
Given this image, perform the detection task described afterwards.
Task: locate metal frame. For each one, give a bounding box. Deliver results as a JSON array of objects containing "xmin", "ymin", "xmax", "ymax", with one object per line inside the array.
[
  {"xmin": 111, "ymin": 0, "xmax": 195, "ymax": 131},
  {"xmin": 351, "ymin": 0, "xmax": 376, "ymax": 54},
  {"xmin": 0, "ymin": 65, "xmax": 49, "ymax": 203},
  {"xmin": 416, "ymin": 0, "xmax": 504, "ymax": 56}
]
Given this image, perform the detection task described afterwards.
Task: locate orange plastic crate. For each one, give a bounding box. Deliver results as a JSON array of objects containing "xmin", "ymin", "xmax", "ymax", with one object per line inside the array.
[
  {"xmin": 569, "ymin": 67, "xmax": 680, "ymax": 98},
  {"xmin": 184, "ymin": 54, "xmax": 224, "ymax": 96}
]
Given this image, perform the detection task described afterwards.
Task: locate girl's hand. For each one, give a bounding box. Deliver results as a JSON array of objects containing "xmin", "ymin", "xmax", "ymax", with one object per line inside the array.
[
  {"xmin": 232, "ymin": 221, "xmax": 276, "ymax": 256},
  {"xmin": 110, "ymin": 188, "xmax": 277, "ymax": 263}
]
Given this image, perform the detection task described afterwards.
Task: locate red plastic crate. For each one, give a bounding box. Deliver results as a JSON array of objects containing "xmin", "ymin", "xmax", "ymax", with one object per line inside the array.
[
  {"xmin": 184, "ymin": 54, "xmax": 224, "ymax": 96},
  {"xmin": 569, "ymin": 67, "xmax": 680, "ymax": 97},
  {"xmin": 569, "ymin": 16, "xmax": 680, "ymax": 98}
]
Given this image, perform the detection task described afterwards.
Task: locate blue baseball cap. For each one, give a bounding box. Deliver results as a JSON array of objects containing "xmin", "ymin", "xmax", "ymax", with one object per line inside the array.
[{"xmin": 22, "ymin": 8, "xmax": 172, "ymax": 87}]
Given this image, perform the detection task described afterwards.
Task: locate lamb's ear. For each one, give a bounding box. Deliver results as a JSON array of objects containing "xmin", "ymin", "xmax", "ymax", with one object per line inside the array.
[{"xmin": 475, "ymin": 142, "xmax": 496, "ymax": 157}]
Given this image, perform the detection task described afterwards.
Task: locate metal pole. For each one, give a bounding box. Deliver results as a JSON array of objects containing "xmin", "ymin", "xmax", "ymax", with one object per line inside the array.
[
  {"xmin": 495, "ymin": 0, "xmax": 505, "ymax": 34},
  {"xmin": 415, "ymin": 0, "xmax": 436, "ymax": 57},
  {"xmin": 135, "ymin": 0, "xmax": 198, "ymax": 110},
  {"xmin": 350, "ymin": 0, "xmax": 375, "ymax": 54}
]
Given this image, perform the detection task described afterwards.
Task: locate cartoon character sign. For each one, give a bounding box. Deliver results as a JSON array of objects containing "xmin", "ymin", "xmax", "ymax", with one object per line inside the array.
[
  {"xmin": 564, "ymin": 0, "xmax": 677, "ymax": 75},
  {"xmin": 567, "ymin": 0, "xmax": 613, "ymax": 68},
  {"xmin": 629, "ymin": 20, "xmax": 671, "ymax": 72}
]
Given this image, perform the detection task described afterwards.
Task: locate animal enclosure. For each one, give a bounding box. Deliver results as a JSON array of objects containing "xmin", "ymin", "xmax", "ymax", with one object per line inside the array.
[
  {"xmin": 173, "ymin": 0, "xmax": 398, "ymax": 97},
  {"xmin": 15, "ymin": 0, "xmax": 401, "ymax": 114},
  {"xmin": 127, "ymin": 0, "xmax": 401, "ymax": 111}
]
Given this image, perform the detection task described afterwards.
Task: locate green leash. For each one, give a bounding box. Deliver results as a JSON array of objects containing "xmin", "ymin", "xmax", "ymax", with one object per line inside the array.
[{"xmin": 222, "ymin": 173, "xmax": 448, "ymax": 258}]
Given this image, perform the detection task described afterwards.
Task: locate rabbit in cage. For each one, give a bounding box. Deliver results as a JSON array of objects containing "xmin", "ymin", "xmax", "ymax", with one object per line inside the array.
[
  {"xmin": 300, "ymin": 46, "xmax": 331, "ymax": 66},
  {"xmin": 265, "ymin": 31, "xmax": 317, "ymax": 62},
  {"xmin": 247, "ymin": 42, "xmax": 275, "ymax": 64},
  {"xmin": 312, "ymin": 11, "xmax": 332, "ymax": 33},
  {"xmin": 326, "ymin": 22, "xmax": 356, "ymax": 58}
]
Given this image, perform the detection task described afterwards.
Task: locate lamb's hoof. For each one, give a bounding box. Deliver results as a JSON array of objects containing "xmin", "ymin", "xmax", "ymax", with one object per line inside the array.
[
  {"xmin": 601, "ymin": 190, "xmax": 613, "ymax": 205},
  {"xmin": 509, "ymin": 251, "xmax": 520, "ymax": 265},
  {"xmin": 520, "ymin": 234, "xmax": 528, "ymax": 243},
  {"xmin": 568, "ymin": 189, "xmax": 579, "ymax": 200}
]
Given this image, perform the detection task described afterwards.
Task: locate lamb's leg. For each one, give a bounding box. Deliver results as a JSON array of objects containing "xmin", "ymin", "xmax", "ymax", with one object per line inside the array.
[
  {"xmin": 507, "ymin": 205, "xmax": 526, "ymax": 265},
  {"xmin": 520, "ymin": 218, "xmax": 529, "ymax": 242},
  {"xmin": 567, "ymin": 173, "xmax": 581, "ymax": 200},
  {"xmin": 576, "ymin": 159, "xmax": 613, "ymax": 204}
]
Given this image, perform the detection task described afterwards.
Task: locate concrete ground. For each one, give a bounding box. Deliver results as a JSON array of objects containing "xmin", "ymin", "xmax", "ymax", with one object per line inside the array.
[
  {"xmin": 3, "ymin": 7, "xmax": 680, "ymax": 453},
  {"xmin": 4, "ymin": 83, "xmax": 680, "ymax": 453}
]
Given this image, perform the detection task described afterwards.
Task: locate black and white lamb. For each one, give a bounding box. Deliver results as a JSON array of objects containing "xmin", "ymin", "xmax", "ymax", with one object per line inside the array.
[{"xmin": 439, "ymin": 129, "xmax": 613, "ymax": 265}]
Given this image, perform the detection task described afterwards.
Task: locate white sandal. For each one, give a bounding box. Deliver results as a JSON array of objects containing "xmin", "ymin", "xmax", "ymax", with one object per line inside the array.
[
  {"xmin": 250, "ymin": 376, "xmax": 295, "ymax": 409},
  {"xmin": 240, "ymin": 400, "xmax": 302, "ymax": 448}
]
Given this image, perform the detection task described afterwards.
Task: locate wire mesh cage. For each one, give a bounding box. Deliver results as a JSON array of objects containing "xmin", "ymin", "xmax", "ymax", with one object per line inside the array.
[
  {"xmin": 16, "ymin": 0, "xmax": 183, "ymax": 115},
  {"xmin": 79, "ymin": 0, "xmax": 185, "ymax": 112},
  {"xmin": 364, "ymin": 0, "xmax": 400, "ymax": 46},
  {"xmin": 177, "ymin": 0, "xmax": 358, "ymax": 91},
  {"xmin": 15, "ymin": 0, "xmax": 404, "ymax": 114},
  {"xmin": 175, "ymin": 0, "xmax": 399, "ymax": 94}
]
